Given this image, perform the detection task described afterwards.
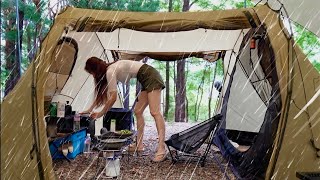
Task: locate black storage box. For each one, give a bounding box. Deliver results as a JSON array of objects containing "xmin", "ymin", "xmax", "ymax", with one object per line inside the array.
[
  {"xmin": 103, "ymin": 108, "xmax": 133, "ymax": 131},
  {"xmin": 46, "ymin": 115, "xmax": 95, "ymax": 138}
]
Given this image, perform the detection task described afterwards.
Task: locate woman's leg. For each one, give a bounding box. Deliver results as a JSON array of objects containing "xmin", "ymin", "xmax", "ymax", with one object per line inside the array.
[
  {"xmin": 147, "ymin": 89, "xmax": 166, "ymax": 158},
  {"xmin": 133, "ymin": 91, "xmax": 148, "ymax": 150}
]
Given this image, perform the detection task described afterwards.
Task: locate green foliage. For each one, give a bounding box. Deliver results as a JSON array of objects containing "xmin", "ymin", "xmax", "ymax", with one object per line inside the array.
[
  {"xmin": 160, "ymin": 0, "xmax": 183, "ymax": 12},
  {"xmin": 1, "ymin": 64, "xmax": 9, "ymax": 90},
  {"xmin": 24, "ymin": 3, "xmax": 42, "ymax": 22},
  {"xmin": 232, "ymin": 0, "xmax": 254, "ymax": 9},
  {"xmin": 215, "ymin": 59, "xmax": 224, "ymax": 76},
  {"xmin": 5, "ymin": 30, "xmax": 17, "ymax": 41},
  {"xmin": 1, "ymin": 0, "xmax": 54, "ymax": 96},
  {"xmin": 313, "ymin": 61, "xmax": 320, "ymax": 72},
  {"xmin": 70, "ymin": 0, "xmax": 160, "ymax": 12},
  {"xmin": 293, "ymin": 23, "xmax": 320, "ymax": 63},
  {"xmin": 194, "ymin": 0, "xmax": 254, "ymax": 10},
  {"xmin": 127, "ymin": 0, "xmax": 160, "ymax": 12}
]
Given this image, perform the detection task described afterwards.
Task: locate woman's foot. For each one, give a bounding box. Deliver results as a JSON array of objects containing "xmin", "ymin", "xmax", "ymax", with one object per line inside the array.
[
  {"xmin": 128, "ymin": 144, "xmax": 144, "ymax": 152},
  {"xmin": 152, "ymin": 149, "xmax": 168, "ymax": 162}
]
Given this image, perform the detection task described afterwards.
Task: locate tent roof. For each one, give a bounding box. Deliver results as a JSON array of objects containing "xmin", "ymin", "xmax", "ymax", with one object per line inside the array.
[
  {"xmin": 58, "ymin": 6, "xmax": 258, "ymax": 32},
  {"xmin": 253, "ymin": 0, "xmax": 320, "ymax": 37}
]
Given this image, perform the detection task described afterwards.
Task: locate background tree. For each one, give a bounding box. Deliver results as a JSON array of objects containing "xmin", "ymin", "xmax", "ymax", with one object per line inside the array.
[
  {"xmin": 3, "ymin": 1, "xmax": 20, "ymax": 96},
  {"xmin": 17, "ymin": 0, "xmax": 25, "ymax": 78},
  {"xmin": 164, "ymin": 0, "xmax": 173, "ymax": 120},
  {"xmin": 174, "ymin": 0, "xmax": 190, "ymax": 123}
]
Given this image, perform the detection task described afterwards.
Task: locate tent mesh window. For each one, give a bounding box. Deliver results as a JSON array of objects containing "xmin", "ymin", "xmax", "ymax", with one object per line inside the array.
[
  {"xmin": 49, "ymin": 37, "xmax": 78, "ymax": 75},
  {"xmin": 220, "ymin": 26, "xmax": 281, "ymax": 178},
  {"xmin": 44, "ymin": 37, "xmax": 78, "ymax": 113}
]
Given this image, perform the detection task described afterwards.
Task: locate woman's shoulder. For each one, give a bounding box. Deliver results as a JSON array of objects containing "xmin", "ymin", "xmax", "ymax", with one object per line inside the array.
[{"xmin": 119, "ymin": 59, "xmax": 142, "ymax": 64}]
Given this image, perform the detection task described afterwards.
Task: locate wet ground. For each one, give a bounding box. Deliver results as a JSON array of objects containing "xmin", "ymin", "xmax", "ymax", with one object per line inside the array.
[{"xmin": 53, "ymin": 121, "xmax": 236, "ymax": 180}]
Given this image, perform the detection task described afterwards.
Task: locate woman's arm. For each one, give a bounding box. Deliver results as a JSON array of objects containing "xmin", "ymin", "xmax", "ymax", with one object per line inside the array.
[{"xmin": 90, "ymin": 91, "xmax": 117, "ymax": 119}]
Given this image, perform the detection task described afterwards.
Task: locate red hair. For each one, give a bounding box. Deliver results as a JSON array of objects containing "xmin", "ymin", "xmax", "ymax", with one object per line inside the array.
[{"xmin": 85, "ymin": 57, "xmax": 115, "ymax": 106}]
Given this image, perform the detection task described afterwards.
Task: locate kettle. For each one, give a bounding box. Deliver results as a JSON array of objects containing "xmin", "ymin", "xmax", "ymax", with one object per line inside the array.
[{"xmin": 65, "ymin": 101, "xmax": 72, "ymax": 116}]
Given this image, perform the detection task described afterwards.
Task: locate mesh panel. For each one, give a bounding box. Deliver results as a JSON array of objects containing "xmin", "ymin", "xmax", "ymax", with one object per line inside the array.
[{"xmin": 165, "ymin": 114, "xmax": 222, "ymax": 154}]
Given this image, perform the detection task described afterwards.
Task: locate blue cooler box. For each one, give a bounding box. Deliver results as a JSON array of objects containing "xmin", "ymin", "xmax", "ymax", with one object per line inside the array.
[{"xmin": 49, "ymin": 128, "xmax": 87, "ymax": 159}]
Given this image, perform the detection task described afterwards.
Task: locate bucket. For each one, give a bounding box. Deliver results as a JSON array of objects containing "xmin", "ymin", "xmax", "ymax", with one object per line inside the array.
[{"xmin": 105, "ymin": 158, "xmax": 120, "ymax": 177}]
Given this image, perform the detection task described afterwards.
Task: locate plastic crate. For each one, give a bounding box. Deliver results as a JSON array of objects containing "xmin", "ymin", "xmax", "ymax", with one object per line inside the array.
[{"xmin": 49, "ymin": 128, "xmax": 87, "ymax": 159}]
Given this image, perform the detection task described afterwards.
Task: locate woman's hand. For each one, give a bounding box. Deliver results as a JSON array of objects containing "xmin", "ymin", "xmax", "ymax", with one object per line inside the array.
[{"xmin": 90, "ymin": 112, "xmax": 104, "ymax": 119}]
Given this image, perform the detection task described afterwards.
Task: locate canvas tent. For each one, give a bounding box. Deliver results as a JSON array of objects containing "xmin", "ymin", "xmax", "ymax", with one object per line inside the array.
[{"xmin": 1, "ymin": 1, "xmax": 320, "ymax": 180}]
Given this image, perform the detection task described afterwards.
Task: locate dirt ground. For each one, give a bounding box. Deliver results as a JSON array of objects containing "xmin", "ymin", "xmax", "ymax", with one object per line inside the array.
[{"xmin": 53, "ymin": 121, "xmax": 236, "ymax": 180}]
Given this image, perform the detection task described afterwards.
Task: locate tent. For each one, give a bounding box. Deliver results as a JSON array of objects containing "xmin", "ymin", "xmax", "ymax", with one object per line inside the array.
[{"xmin": 1, "ymin": 1, "xmax": 320, "ymax": 179}]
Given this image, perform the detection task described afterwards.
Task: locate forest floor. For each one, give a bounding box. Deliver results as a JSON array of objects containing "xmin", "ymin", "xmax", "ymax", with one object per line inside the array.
[{"xmin": 53, "ymin": 121, "xmax": 236, "ymax": 180}]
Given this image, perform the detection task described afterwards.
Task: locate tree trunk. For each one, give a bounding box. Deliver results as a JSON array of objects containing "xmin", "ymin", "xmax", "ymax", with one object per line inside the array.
[
  {"xmin": 174, "ymin": 0, "xmax": 189, "ymax": 122},
  {"xmin": 27, "ymin": 24, "xmax": 33, "ymax": 62},
  {"xmin": 164, "ymin": 65, "xmax": 169, "ymax": 119},
  {"xmin": 164, "ymin": 0, "xmax": 173, "ymax": 120},
  {"xmin": 173, "ymin": 61, "xmax": 176, "ymax": 97},
  {"xmin": 4, "ymin": 14, "xmax": 19, "ymax": 95},
  {"xmin": 175, "ymin": 59, "xmax": 186, "ymax": 122},
  {"xmin": 17, "ymin": 0, "xmax": 25, "ymax": 72},
  {"xmin": 185, "ymin": 94, "xmax": 189, "ymax": 122},
  {"xmin": 183, "ymin": 0, "xmax": 190, "ymax": 11},
  {"xmin": 185, "ymin": 59, "xmax": 189, "ymax": 122}
]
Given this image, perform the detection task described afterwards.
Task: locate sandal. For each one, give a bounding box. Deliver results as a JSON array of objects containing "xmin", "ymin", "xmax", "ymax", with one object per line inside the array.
[{"xmin": 152, "ymin": 150, "xmax": 168, "ymax": 162}]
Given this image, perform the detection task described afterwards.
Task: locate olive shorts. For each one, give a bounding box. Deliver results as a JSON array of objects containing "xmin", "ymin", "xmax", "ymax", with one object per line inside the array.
[{"xmin": 137, "ymin": 64, "xmax": 165, "ymax": 92}]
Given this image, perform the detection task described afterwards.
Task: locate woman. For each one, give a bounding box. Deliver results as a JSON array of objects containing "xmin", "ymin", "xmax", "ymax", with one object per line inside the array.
[{"xmin": 81, "ymin": 57, "xmax": 167, "ymax": 162}]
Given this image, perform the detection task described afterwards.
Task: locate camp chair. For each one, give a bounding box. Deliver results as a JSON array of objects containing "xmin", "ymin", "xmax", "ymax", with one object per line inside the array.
[{"xmin": 165, "ymin": 114, "xmax": 222, "ymax": 167}]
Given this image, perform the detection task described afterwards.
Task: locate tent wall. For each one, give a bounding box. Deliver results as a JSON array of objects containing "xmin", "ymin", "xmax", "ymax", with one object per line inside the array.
[
  {"xmin": 253, "ymin": 0, "xmax": 320, "ymax": 38},
  {"xmin": 216, "ymin": 25, "xmax": 281, "ymax": 178},
  {"xmin": 269, "ymin": 45, "xmax": 320, "ymax": 179},
  {"xmin": 1, "ymin": 63, "xmax": 55, "ymax": 179},
  {"xmin": 51, "ymin": 32, "xmax": 123, "ymax": 109},
  {"xmin": 254, "ymin": 5, "xmax": 320, "ymax": 180},
  {"xmin": 225, "ymin": 62, "xmax": 268, "ymax": 132},
  {"xmin": 221, "ymin": 30, "xmax": 247, "ymax": 107},
  {"xmin": 219, "ymin": 29, "xmax": 269, "ymax": 133},
  {"xmin": 45, "ymin": 37, "xmax": 78, "ymax": 101}
]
